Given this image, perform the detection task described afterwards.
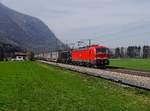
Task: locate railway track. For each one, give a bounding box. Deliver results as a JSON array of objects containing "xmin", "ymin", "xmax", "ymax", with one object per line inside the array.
[
  {"xmin": 38, "ymin": 60, "xmax": 150, "ymax": 90},
  {"xmin": 105, "ymin": 67, "xmax": 150, "ymax": 78}
]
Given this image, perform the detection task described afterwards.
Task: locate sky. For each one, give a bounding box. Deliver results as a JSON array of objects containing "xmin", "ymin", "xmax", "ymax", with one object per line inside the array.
[{"xmin": 0, "ymin": 0, "xmax": 150, "ymax": 47}]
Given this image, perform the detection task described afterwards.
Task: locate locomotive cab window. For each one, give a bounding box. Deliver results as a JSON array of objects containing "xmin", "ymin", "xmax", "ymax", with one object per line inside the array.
[{"xmin": 96, "ymin": 48, "xmax": 109, "ymax": 54}]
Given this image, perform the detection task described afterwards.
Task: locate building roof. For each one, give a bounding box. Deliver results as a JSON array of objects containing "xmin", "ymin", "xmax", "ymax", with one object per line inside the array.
[{"xmin": 15, "ymin": 52, "xmax": 28, "ymax": 56}]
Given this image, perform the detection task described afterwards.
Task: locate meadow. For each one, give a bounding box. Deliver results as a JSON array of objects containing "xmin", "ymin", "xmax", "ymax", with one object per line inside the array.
[
  {"xmin": 0, "ymin": 61, "xmax": 150, "ymax": 111},
  {"xmin": 110, "ymin": 59, "xmax": 150, "ymax": 71}
]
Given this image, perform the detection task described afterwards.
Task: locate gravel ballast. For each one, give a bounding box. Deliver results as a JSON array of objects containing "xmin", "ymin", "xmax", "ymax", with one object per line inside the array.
[{"xmin": 39, "ymin": 60, "xmax": 150, "ymax": 90}]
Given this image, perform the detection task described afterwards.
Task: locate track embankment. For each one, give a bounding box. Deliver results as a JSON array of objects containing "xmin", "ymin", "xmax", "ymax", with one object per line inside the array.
[{"xmin": 38, "ymin": 60, "xmax": 150, "ymax": 90}]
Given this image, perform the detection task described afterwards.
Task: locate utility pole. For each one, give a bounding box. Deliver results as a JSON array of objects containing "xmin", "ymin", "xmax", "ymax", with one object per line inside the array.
[
  {"xmin": 55, "ymin": 38, "xmax": 58, "ymax": 52},
  {"xmin": 89, "ymin": 39, "xmax": 91, "ymax": 47}
]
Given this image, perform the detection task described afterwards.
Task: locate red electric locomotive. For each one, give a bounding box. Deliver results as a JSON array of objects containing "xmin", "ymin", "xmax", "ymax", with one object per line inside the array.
[{"xmin": 71, "ymin": 45, "xmax": 109, "ymax": 68}]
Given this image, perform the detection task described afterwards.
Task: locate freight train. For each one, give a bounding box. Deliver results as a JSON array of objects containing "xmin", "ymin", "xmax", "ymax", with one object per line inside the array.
[{"xmin": 36, "ymin": 44, "xmax": 110, "ymax": 68}]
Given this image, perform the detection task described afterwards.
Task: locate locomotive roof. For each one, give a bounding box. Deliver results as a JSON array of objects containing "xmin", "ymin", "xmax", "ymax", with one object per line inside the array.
[
  {"xmin": 91, "ymin": 45, "xmax": 108, "ymax": 48},
  {"xmin": 73, "ymin": 45, "xmax": 108, "ymax": 51}
]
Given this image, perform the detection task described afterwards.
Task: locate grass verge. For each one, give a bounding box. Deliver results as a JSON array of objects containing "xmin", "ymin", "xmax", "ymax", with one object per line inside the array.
[
  {"xmin": 0, "ymin": 61, "xmax": 150, "ymax": 111},
  {"xmin": 110, "ymin": 59, "xmax": 150, "ymax": 71}
]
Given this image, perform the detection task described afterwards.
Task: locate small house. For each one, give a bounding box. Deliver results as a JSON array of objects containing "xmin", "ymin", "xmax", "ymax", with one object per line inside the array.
[{"xmin": 15, "ymin": 52, "xmax": 34, "ymax": 61}]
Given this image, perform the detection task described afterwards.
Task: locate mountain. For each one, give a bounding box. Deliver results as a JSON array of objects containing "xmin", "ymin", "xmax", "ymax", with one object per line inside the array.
[{"xmin": 0, "ymin": 3, "xmax": 64, "ymax": 52}]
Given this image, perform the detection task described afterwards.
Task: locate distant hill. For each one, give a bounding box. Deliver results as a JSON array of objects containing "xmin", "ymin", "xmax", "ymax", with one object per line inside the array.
[{"xmin": 0, "ymin": 2, "xmax": 64, "ymax": 52}]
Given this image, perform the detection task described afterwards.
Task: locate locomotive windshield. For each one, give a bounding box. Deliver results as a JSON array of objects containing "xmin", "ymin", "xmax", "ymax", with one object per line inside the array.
[{"xmin": 96, "ymin": 48, "xmax": 109, "ymax": 54}]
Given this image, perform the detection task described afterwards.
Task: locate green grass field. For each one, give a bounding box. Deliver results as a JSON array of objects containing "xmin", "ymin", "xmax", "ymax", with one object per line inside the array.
[
  {"xmin": 0, "ymin": 61, "xmax": 150, "ymax": 111},
  {"xmin": 110, "ymin": 59, "xmax": 150, "ymax": 71}
]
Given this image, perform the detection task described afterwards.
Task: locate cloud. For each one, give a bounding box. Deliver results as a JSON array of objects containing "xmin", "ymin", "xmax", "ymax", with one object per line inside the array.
[{"xmin": 0, "ymin": 0, "xmax": 150, "ymax": 47}]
